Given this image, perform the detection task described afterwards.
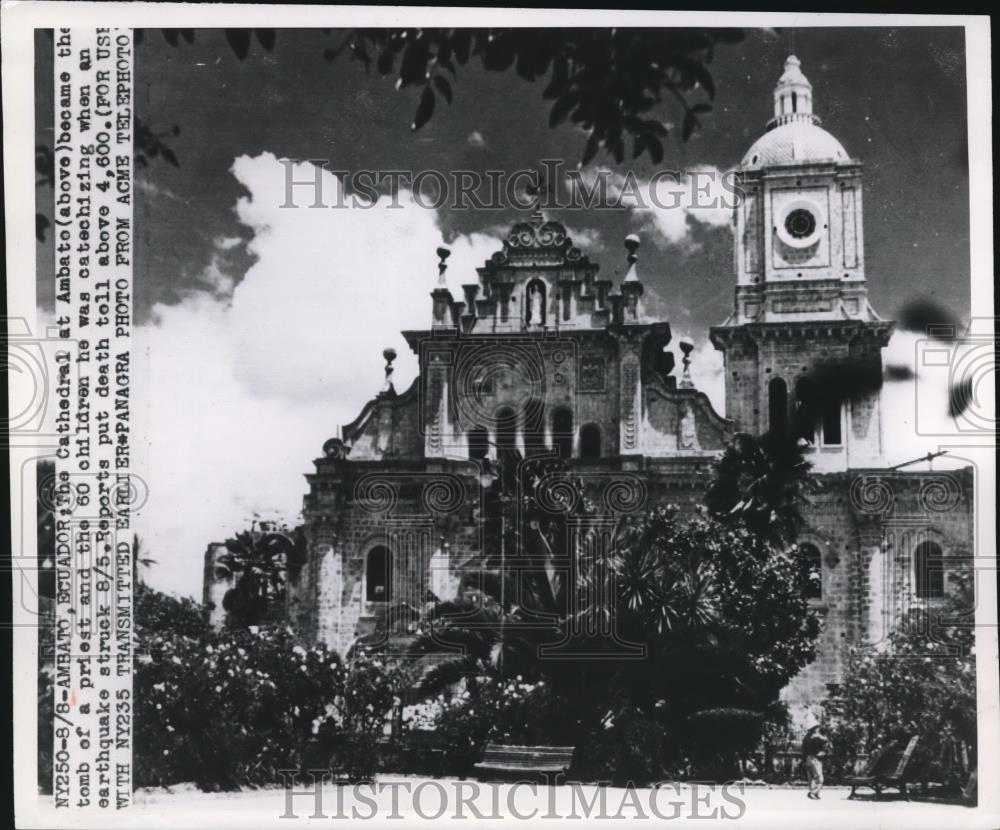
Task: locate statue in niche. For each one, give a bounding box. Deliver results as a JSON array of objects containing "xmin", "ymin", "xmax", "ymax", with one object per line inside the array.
[
  {"xmin": 679, "ymin": 404, "xmax": 699, "ymax": 450},
  {"xmin": 526, "ymin": 280, "xmax": 545, "ymax": 325}
]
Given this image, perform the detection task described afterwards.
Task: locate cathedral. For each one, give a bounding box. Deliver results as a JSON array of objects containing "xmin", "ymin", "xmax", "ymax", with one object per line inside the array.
[{"xmin": 204, "ymin": 56, "xmax": 974, "ymax": 717}]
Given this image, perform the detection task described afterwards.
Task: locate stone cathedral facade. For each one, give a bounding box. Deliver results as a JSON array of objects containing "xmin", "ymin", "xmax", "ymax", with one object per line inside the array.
[{"xmin": 204, "ymin": 57, "xmax": 974, "ymax": 717}]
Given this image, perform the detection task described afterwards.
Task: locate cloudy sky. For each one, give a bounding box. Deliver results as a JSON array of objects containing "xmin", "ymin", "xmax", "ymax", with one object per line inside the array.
[{"xmin": 35, "ymin": 27, "xmax": 972, "ymax": 598}]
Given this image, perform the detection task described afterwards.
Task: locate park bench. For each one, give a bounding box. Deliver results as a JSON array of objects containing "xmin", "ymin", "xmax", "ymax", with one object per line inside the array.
[
  {"xmin": 846, "ymin": 735, "xmax": 920, "ymax": 800},
  {"xmin": 474, "ymin": 743, "xmax": 575, "ymax": 778}
]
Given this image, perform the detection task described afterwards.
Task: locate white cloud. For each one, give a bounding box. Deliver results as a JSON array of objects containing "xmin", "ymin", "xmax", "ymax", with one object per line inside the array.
[
  {"xmin": 134, "ymin": 153, "xmax": 500, "ymax": 598},
  {"xmin": 566, "ymin": 165, "xmax": 735, "ymax": 248},
  {"xmin": 633, "ymin": 166, "xmax": 734, "ymax": 248},
  {"xmin": 677, "ymin": 334, "xmax": 726, "ymax": 415}
]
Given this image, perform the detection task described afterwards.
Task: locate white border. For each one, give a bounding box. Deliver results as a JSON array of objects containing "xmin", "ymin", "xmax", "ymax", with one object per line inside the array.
[{"xmin": 3, "ymin": 5, "xmax": 994, "ymax": 829}]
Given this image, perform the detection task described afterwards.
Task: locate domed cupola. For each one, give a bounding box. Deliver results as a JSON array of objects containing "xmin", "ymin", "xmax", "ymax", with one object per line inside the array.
[
  {"xmin": 741, "ymin": 56, "xmax": 851, "ymax": 169},
  {"xmin": 770, "ymin": 54, "xmax": 816, "ymax": 128}
]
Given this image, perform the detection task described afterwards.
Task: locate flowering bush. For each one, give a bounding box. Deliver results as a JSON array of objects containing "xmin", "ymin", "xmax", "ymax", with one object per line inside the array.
[
  {"xmin": 135, "ymin": 624, "xmax": 344, "ymax": 789},
  {"xmin": 824, "ymin": 571, "xmax": 976, "ymax": 787},
  {"xmin": 134, "ymin": 585, "xmax": 400, "ymax": 789},
  {"xmin": 406, "ymin": 675, "xmax": 562, "ymax": 773}
]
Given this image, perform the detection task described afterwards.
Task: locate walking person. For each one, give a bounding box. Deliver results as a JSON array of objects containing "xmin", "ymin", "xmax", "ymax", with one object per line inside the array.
[{"xmin": 802, "ymin": 724, "xmax": 829, "ymax": 800}]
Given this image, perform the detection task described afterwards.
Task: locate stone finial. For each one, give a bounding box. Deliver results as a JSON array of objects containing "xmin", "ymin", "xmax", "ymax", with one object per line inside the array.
[
  {"xmin": 436, "ymin": 246, "xmax": 451, "ymax": 287},
  {"xmin": 381, "ymin": 346, "xmax": 397, "ymax": 394},
  {"xmin": 624, "ymin": 234, "xmax": 641, "ymax": 282},
  {"xmin": 679, "ymin": 336, "xmax": 695, "ymax": 388},
  {"xmin": 526, "ymin": 174, "xmax": 546, "ymax": 224}
]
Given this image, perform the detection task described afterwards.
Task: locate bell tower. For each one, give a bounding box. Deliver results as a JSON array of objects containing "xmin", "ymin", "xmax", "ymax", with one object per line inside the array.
[{"xmin": 711, "ymin": 56, "xmax": 893, "ymax": 472}]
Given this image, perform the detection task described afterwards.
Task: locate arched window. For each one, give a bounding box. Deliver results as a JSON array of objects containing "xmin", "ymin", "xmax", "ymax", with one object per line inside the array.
[
  {"xmin": 365, "ymin": 546, "xmax": 391, "ymax": 602},
  {"xmin": 467, "ymin": 427, "xmax": 489, "ymax": 461},
  {"xmin": 580, "ymin": 424, "xmax": 601, "ymax": 460},
  {"xmin": 495, "ymin": 407, "xmax": 516, "ymax": 455},
  {"xmin": 794, "ymin": 378, "xmax": 816, "ymax": 444},
  {"xmin": 768, "ymin": 377, "xmax": 788, "ymax": 436},
  {"xmin": 800, "ymin": 543, "xmax": 823, "ymax": 600},
  {"xmin": 552, "ymin": 408, "xmax": 573, "ymax": 460},
  {"xmin": 914, "ymin": 541, "xmax": 945, "ymax": 599},
  {"xmin": 792, "ymin": 91, "xmax": 798, "ymax": 113}
]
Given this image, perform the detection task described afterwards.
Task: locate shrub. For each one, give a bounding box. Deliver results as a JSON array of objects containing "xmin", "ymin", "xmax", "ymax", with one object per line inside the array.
[
  {"xmin": 406, "ymin": 676, "xmax": 564, "ymax": 775},
  {"xmin": 824, "ymin": 572, "xmax": 976, "ymax": 788},
  {"xmin": 135, "ymin": 624, "xmax": 344, "ymax": 789},
  {"xmin": 575, "ymin": 705, "xmax": 670, "ymax": 786},
  {"xmin": 133, "ymin": 584, "xmax": 401, "ymax": 789},
  {"xmin": 683, "ymin": 707, "xmax": 765, "ymax": 780}
]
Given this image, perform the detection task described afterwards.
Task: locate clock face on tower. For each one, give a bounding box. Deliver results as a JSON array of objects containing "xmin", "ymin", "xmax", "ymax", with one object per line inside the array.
[
  {"xmin": 768, "ymin": 189, "xmax": 831, "ymax": 273},
  {"xmin": 785, "ymin": 208, "xmax": 816, "ymax": 240},
  {"xmin": 775, "ymin": 198, "xmax": 824, "ymax": 250}
]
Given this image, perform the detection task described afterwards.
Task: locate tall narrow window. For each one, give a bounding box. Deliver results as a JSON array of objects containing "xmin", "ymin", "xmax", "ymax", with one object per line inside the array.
[
  {"xmin": 821, "ymin": 400, "xmax": 842, "ymax": 446},
  {"xmin": 792, "ymin": 91, "xmax": 798, "ymax": 113},
  {"xmin": 800, "ymin": 543, "xmax": 823, "ymax": 600},
  {"xmin": 795, "ymin": 378, "xmax": 816, "ymax": 444},
  {"xmin": 552, "ymin": 408, "xmax": 573, "ymax": 459},
  {"xmin": 366, "ymin": 546, "xmax": 391, "ymax": 602},
  {"xmin": 914, "ymin": 541, "xmax": 945, "ymax": 599},
  {"xmin": 768, "ymin": 377, "xmax": 788, "ymax": 436},
  {"xmin": 495, "ymin": 407, "xmax": 516, "ymax": 455},
  {"xmin": 580, "ymin": 424, "xmax": 601, "ymax": 460},
  {"xmin": 468, "ymin": 427, "xmax": 489, "ymax": 461}
]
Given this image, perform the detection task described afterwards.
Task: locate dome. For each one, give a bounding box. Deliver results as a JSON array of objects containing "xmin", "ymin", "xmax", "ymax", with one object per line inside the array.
[
  {"xmin": 740, "ymin": 55, "xmax": 852, "ymax": 169},
  {"xmin": 741, "ymin": 119, "xmax": 850, "ymax": 169}
]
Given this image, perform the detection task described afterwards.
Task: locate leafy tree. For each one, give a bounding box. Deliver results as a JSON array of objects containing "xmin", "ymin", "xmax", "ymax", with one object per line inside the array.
[
  {"xmin": 400, "ymin": 450, "xmax": 820, "ymax": 780},
  {"xmin": 214, "ymin": 520, "xmax": 301, "ymax": 628},
  {"xmin": 132, "ymin": 533, "xmax": 157, "ymax": 586},
  {"xmin": 405, "ymin": 451, "xmax": 599, "ymax": 698},
  {"xmin": 705, "ymin": 431, "xmax": 815, "ymax": 549},
  {"xmin": 824, "ymin": 568, "xmax": 976, "ymax": 789},
  {"xmin": 134, "ymin": 581, "xmax": 206, "ymax": 646},
  {"xmin": 332, "ymin": 28, "xmax": 744, "ymax": 163},
  {"xmin": 133, "ymin": 580, "xmax": 403, "ymax": 788},
  {"xmin": 607, "ymin": 507, "xmax": 820, "ymax": 776},
  {"xmin": 36, "ymin": 27, "xmax": 744, "ymax": 240}
]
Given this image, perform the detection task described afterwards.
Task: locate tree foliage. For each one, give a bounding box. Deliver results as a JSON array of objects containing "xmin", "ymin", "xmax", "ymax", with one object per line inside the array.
[
  {"xmin": 214, "ymin": 520, "xmax": 304, "ymax": 628},
  {"xmin": 705, "ymin": 431, "xmax": 816, "ymax": 549},
  {"xmin": 332, "ymin": 28, "xmax": 744, "ymax": 163},
  {"xmin": 36, "ymin": 27, "xmax": 742, "ymax": 240},
  {"xmin": 397, "ymin": 448, "xmax": 820, "ymax": 780},
  {"xmin": 824, "ymin": 569, "xmax": 977, "ymax": 787},
  {"xmin": 133, "ymin": 581, "xmax": 405, "ymax": 788}
]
